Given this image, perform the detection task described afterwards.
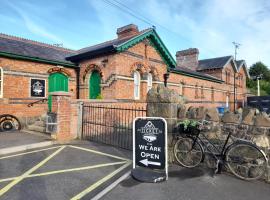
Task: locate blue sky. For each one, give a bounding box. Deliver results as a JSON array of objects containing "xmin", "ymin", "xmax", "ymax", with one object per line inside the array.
[{"xmin": 1, "ymin": 0, "xmax": 270, "ymax": 67}]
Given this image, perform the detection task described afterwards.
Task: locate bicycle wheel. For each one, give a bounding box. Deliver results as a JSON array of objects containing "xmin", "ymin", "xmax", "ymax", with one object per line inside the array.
[
  {"xmin": 225, "ymin": 142, "xmax": 267, "ymax": 180},
  {"xmin": 174, "ymin": 136, "xmax": 204, "ymax": 168}
]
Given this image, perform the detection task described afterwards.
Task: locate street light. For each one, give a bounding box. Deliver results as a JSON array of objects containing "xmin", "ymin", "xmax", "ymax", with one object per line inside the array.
[{"xmin": 251, "ymin": 74, "xmax": 263, "ymax": 96}]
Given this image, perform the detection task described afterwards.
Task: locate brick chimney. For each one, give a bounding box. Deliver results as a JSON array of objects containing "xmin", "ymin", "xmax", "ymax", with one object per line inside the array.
[
  {"xmin": 117, "ymin": 24, "xmax": 139, "ymax": 39},
  {"xmin": 176, "ymin": 48, "xmax": 199, "ymax": 71}
]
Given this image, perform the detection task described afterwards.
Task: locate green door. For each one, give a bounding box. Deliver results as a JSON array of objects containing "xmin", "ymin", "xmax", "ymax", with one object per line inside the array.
[
  {"xmin": 48, "ymin": 73, "xmax": 68, "ymax": 111},
  {"xmin": 89, "ymin": 71, "xmax": 101, "ymax": 99}
]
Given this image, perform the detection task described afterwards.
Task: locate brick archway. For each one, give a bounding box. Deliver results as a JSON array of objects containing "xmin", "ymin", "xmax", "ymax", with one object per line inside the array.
[
  {"xmin": 82, "ymin": 64, "xmax": 103, "ymax": 83},
  {"xmin": 130, "ymin": 62, "xmax": 148, "ymax": 76},
  {"xmin": 48, "ymin": 67, "xmax": 71, "ymax": 77}
]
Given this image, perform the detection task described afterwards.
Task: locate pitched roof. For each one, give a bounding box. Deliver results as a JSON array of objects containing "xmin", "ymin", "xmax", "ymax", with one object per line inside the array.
[
  {"xmin": 236, "ymin": 60, "xmax": 250, "ymax": 78},
  {"xmin": 0, "ymin": 33, "xmax": 76, "ymax": 67},
  {"xmin": 66, "ymin": 28, "xmax": 176, "ymax": 67},
  {"xmin": 170, "ymin": 67, "xmax": 223, "ymax": 83},
  {"xmin": 236, "ymin": 60, "xmax": 245, "ymax": 70},
  {"xmin": 197, "ymin": 56, "xmax": 233, "ymax": 71}
]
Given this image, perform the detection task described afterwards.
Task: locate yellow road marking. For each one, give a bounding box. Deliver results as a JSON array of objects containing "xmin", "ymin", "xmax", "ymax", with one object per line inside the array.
[
  {"xmin": 29, "ymin": 161, "xmax": 128, "ymax": 178},
  {"xmin": 69, "ymin": 145, "xmax": 129, "ymax": 161},
  {"xmin": 0, "ymin": 161, "xmax": 127, "ymax": 183},
  {"xmin": 0, "ymin": 146, "xmax": 61, "ymax": 160},
  {"xmin": 0, "ymin": 146, "xmax": 65, "ymax": 197},
  {"xmin": 0, "ymin": 177, "xmax": 16, "ymax": 183},
  {"xmin": 71, "ymin": 161, "xmax": 131, "ymax": 200}
]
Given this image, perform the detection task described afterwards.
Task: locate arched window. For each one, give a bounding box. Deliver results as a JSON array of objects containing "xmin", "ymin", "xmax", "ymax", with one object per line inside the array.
[
  {"xmin": 134, "ymin": 71, "xmax": 140, "ymax": 100},
  {"xmin": 147, "ymin": 73, "xmax": 152, "ymax": 92},
  {"xmin": 0, "ymin": 67, "xmax": 3, "ymax": 98}
]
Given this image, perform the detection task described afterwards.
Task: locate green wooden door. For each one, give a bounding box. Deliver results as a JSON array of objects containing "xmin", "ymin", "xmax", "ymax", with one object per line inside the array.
[
  {"xmin": 89, "ymin": 71, "xmax": 101, "ymax": 99},
  {"xmin": 48, "ymin": 73, "xmax": 68, "ymax": 111}
]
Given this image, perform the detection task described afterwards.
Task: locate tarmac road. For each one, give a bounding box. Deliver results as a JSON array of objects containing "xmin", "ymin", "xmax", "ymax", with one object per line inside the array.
[{"xmin": 102, "ymin": 165, "xmax": 270, "ymax": 200}]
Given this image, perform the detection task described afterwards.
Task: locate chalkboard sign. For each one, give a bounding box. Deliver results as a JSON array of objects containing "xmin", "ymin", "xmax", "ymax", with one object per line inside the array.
[
  {"xmin": 30, "ymin": 79, "xmax": 45, "ymax": 97},
  {"xmin": 132, "ymin": 117, "xmax": 168, "ymax": 182}
]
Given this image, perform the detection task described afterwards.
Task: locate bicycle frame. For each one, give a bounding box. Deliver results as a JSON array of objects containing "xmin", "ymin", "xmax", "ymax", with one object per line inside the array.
[{"xmin": 190, "ymin": 130, "xmax": 233, "ymax": 162}]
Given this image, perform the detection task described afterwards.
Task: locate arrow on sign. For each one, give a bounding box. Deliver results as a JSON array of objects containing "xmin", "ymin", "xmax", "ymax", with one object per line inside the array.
[{"xmin": 139, "ymin": 159, "xmax": 161, "ymax": 166}]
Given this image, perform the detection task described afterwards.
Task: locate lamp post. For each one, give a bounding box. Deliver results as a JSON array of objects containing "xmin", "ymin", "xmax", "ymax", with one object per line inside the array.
[
  {"xmin": 163, "ymin": 72, "xmax": 170, "ymax": 87},
  {"xmin": 251, "ymin": 74, "xmax": 263, "ymax": 96},
  {"xmin": 255, "ymin": 74, "xmax": 263, "ymax": 96}
]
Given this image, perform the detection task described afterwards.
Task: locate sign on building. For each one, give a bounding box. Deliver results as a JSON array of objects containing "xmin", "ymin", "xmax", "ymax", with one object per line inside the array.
[
  {"xmin": 132, "ymin": 117, "xmax": 168, "ymax": 182},
  {"xmin": 30, "ymin": 79, "xmax": 45, "ymax": 97}
]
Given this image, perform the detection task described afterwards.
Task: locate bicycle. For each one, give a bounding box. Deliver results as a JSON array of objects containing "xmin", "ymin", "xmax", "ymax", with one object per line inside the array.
[{"xmin": 173, "ymin": 120, "xmax": 268, "ymax": 181}]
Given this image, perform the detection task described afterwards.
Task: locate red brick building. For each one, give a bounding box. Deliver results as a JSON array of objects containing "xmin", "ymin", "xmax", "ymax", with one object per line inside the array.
[{"xmin": 0, "ymin": 24, "xmax": 249, "ymax": 118}]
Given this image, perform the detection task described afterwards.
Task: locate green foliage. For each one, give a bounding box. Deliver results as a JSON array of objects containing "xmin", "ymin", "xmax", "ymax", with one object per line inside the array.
[
  {"xmin": 247, "ymin": 62, "xmax": 270, "ymax": 95},
  {"xmin": 249, "ymin": 62, "xmax": 270, "ymax": 81},
  {"xmin": 179, "ymin": 119, "xmax": 198, "ymax": 130}
]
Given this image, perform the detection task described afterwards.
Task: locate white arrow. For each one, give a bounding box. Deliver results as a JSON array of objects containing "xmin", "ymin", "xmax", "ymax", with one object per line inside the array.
[{"xmin": 139, "ymin": 159, "xmax": 161, "ymax": 166}]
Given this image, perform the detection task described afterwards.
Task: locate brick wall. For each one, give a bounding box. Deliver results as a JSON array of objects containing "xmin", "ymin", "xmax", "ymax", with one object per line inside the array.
[
  {"xmin": 0, "ymin": 57, "xmax": 77, "ymax": 118},
  {"xmin": 79, "ymin": 39, "xmax": 246, "ymax": 111}
]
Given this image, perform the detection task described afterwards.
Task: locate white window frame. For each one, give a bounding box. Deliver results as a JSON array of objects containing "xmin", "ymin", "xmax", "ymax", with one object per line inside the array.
[
  {"xmin": 134, "ymin": 71, "xmax": 140, "ymax": 100},
  {"xmin": 147, "ymin": 73, "xmax": 153, "ymax": 92},
  {"xmin": 0, "ymin": 67, "xmax": 3, "ymax": 98}
]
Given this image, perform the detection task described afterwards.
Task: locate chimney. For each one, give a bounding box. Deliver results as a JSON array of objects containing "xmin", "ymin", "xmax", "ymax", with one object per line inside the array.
[
  {"xmin": 117, "ymin": 24, "xmax": 139, "ymax": 39},
  {"xmin": 176, "ymin": 48, "xmax": 199, "ymax": 71}
]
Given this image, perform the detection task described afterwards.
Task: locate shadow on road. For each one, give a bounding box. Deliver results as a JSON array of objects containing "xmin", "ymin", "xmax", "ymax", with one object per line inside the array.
[{"xmin": 169, "ymin": 167, "xmax": 215, "ymax": 180}]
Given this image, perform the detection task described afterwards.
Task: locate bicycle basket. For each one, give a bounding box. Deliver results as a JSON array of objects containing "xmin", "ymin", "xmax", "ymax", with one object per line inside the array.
[{"xmin": 178, "ymin": 124, "xmax": 199, "ymax": 135}]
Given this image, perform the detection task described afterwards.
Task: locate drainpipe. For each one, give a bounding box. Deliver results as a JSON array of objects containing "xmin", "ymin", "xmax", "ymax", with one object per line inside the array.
[
  {"xmin": 75, "ymin": 66, "xmax": 80, "ymax": 99},
  {"xmin": 234, "ymin": 73, "xmax": 236, "ymax": 112}
]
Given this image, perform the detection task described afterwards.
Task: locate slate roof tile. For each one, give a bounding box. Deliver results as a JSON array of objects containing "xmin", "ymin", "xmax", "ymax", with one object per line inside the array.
[
  {"xmin": 197, "ymin": 56, "xmax": 233, "ymax": 71},
  {"xmin": 0, "ymin": 33, "xmax": 75, "ymax": 64}
]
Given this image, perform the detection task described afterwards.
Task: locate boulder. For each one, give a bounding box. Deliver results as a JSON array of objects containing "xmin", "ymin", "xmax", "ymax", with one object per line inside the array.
[
  {"xmin": 177, "ymin": 105, "xmax": 188, "ymax": 119},
  {"xmin": 147, "ymin": 85, "xmax": 185, "ymax": 104},
  {"xmin": 196, "ymin": 106, "xmax": 206, "ymax": 120},
  {"xmin": 204, "ymin": 107, "xmax": 219, "ymax": 122},
  {"xmin": 221, "ymin": 112, "xmax": 241, "ymax": 124},
  {"xmin": 254, "ymin": 112, "xmax": 270, "ymax": 127},
  {"xmin": 146, "ymin": 85, "xmax": 185, "ymax": 133},
  {"xmin": 252, "ymin": 135, "xmax": 270, "ymax": 148},
  {"xmin": 242, "ymin": 108, "xmax": 255, "ymax": 125},
  {"xmin": 186, "ymin": 106, "xmax": 197, "ymax": 119}
]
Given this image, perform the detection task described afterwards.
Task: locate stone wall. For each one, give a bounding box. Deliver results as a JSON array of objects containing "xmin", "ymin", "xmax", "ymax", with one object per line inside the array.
[{"xmin": 147, "ymin": 86, "xmax": 270, "ymax": 181}]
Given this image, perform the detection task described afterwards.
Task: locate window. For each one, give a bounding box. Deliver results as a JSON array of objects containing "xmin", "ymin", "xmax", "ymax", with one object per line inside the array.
[
  {"xmin": 134, "ymin": 71, "xmax": 140, "ymax": 100},
  {"xmin": 179, "ymin": 83, "xmax": 183, "ymax": 95},
  {"xmin": 147, "ymin": 73, "xmax": 152, "ymax": 92},
  {"xmin": 0, "ymin": 67, "xmax": 3, "ymax": 98}
]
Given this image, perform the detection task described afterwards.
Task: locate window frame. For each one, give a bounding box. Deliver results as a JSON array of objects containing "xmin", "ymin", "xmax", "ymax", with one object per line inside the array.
[
  {"xmin": 147, "ymin": 73, "xmax": 153, "ymax": 92},
  {"xmin": 134, "ymin": 71, "xmax": 140, "ymax": 100},
  {"xmin": 0, "ymin": 67, "xmax": 3, "ymax": 98}
]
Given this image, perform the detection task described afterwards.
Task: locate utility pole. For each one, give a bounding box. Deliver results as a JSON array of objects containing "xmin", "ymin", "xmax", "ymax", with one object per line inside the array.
[{"xmin": 232, "ymin": 42, "xmax": 241, "ymax": 112}]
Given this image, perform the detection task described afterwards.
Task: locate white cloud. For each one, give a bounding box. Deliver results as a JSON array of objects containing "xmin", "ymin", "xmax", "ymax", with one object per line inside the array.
[
  {"xmin": 122, "ymin": 0, "xmax": 270, "ymax": 66},
  {"xmin": 5, "ymin": 1, "xmax": 67, "ymax": 45}
]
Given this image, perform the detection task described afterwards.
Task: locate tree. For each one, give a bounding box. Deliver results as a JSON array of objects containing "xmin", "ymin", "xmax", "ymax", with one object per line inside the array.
[
  {"xmin": 247, "ymin": 62, "xmax": 270, "ymax": 95},
  {"xmin": 249, "ymin": 62, "xmax": 270, "ymax": 81}
]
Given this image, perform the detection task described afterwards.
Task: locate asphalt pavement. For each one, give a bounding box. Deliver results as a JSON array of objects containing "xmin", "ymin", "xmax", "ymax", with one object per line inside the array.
[
  {"xmin": 0, "ymin": 142, "xmax": 131, "ymax": 200},
  {"xmin": 102, "ymin": 165, "xmax": 270, "ymax": 200}
]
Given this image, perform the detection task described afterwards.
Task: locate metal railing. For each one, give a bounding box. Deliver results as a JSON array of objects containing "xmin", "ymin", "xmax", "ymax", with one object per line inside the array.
[
  {"xmin": 27, "ymin": 98, "xmax": 48, "ymax": 107},
  {"xmin": 82, "ymin": 104, "xmax": 146, "ymax": 150}
]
